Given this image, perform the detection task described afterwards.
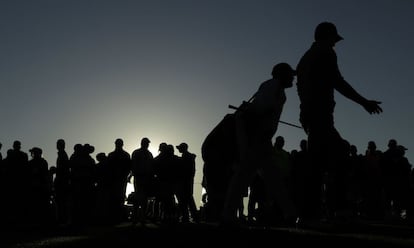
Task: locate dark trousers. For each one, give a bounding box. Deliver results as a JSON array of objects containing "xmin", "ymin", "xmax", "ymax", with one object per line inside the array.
[{"xmin": 304, "ymin": 123, "xmax": 349, "ymax": 219}]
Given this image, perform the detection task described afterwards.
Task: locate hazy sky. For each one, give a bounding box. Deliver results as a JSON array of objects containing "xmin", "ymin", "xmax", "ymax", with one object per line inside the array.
[{"xmin": 1, "ymin": 0, "xmax": 413, "ymax": 205}]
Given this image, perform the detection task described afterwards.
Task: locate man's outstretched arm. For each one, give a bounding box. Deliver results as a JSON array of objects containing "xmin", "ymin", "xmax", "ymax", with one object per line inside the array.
[{"xmin": 335, "ymin": 79, "xmax": 383, "ymax": 114}]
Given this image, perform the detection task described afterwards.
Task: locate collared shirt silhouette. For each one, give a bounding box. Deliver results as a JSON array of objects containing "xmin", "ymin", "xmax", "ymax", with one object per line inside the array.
[
  {"xmin": 236, "ymin": 62, "xmax": 296, "ymax": 162},
  {"xmin": 297, "ymin": 22, "xmax": 382, "ymax": 133}
]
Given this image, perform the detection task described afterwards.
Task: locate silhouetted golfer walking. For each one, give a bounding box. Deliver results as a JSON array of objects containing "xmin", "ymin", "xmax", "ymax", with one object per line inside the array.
[
  {"xmin": 222, "ymin": 63, "xmax": 296, "ymax": 224},
  {"xmin": 296, "ymin": 22, "xmax": 382, "ymax": 220}
]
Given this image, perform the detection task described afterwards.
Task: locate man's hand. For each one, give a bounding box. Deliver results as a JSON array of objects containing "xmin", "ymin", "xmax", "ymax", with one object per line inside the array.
[{"xmin": 363, "ymin": 100, "xmax": 383, "ymax": 114}]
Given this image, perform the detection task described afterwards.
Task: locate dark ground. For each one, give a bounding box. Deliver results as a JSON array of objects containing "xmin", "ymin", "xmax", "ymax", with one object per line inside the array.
[{"xmin": 3, "ymin": 219, "xmax": 414, "ymax": 248}]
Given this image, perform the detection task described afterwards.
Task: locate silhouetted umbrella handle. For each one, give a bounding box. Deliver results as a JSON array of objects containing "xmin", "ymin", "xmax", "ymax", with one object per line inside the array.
[{"xmin": 228, "ymin": 104, "xmax": 303, "ymax": 129}]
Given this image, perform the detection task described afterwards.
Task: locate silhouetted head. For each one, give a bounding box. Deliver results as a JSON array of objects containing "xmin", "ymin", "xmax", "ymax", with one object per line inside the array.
[
  {"xmin": 84, "ymin": 143, "xmax": 95, "ymax": 154},
  {"xmin": 115, "ymin": 138, "xmax": 124, "ymax": 149},
  {"xmin": 397, "ymin": 145, "xmax": 407, "ymax": 156},
  {"xmin": 272, "ymin": 63, "xmax": 296, "ymax": 77},
  {"xmin": 314, "ymin": 22, "xmax": 343, "ymax": 43},
  {"xmin": 176, "ymin": 142, "xmax": 188, "ymax": 153},
  {"xmin": 167, "ymin": 144, "xmax": 175, "ymax": 156},
  {"xmin": 271, "ymin": 63, "xmax": 296, "ymax": 88},
  {"xmin": 350, "ymin": 145, "xmax": 358, "ymax": 155},
  {"xmin": 141, "ymin": 137, "xmax": 150, "ymax": 148},
  {"xmin": 96, "ymin": 152, "xmax": 107, "ymax": 163},
  {"xmin": 368, "ymin": 141, "xmax": 376, "ymax": 151},
  {"xmin": 388, "ymin": 139, "xmax": 397, "ymax": 149},
  {"xmin": 74, "ymin": 144, "xmax": 83, "ymax": 153},
  {"xmin": 29, "ymin": 147, "xmax": 42, "ymax": 158},
  {"xmin": 158, "ymin": 142, "xmax": 167, "ymax": 153},
  {"xmin": 13, "ymin": 140, "xmax": 21, "ymax": 151},
  {"xmin": 57, "ymin": 139, "xmax": 65, "ymax": 151}
]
